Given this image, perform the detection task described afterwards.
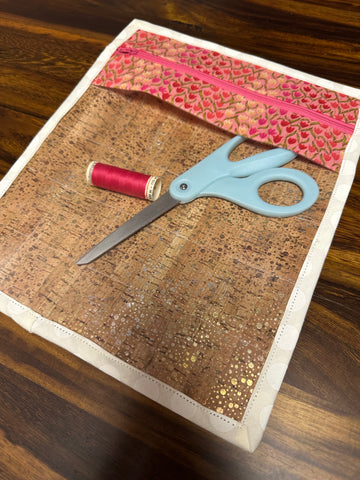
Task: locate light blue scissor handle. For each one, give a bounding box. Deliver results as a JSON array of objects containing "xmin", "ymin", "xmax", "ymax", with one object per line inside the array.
[{"xmin": 169, "ymin": 135, "xmax": 319, "ymax": 217}]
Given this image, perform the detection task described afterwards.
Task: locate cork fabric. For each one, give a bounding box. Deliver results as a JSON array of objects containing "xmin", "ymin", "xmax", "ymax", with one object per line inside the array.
[{"xmin": 0, "ymin": 85, "xmax": 337, "ymax": 422}]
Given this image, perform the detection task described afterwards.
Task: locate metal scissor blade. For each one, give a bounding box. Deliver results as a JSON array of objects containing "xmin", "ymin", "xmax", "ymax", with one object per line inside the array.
[{"xmin": 77, "ymin": 191, "xmax": 179, "ymax": 265}]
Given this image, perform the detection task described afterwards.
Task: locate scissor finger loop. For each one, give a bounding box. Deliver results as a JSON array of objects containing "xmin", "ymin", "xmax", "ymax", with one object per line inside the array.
[{"xmin": 236, "ymin": 167, "xmax": 319, "ymax": 217}]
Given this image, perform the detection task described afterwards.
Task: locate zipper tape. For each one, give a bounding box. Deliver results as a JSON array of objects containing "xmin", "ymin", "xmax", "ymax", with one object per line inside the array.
[
  {"xmin": 92, "ymin": 30, "xmax": 360, "ymax": 171},
  {"xmin": 117, "ymin": 47, "xmax": 353, "ymax": 136}
]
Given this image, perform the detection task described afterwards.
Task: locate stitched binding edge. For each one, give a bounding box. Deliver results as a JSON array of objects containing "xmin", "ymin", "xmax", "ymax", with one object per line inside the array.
[{"xmin": 1, "ymin": 19, "xmax": 359, "ymax": 453}]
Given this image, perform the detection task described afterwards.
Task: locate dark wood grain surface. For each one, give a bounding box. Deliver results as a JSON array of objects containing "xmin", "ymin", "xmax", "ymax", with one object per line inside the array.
[{"xmin": 0, "ymin": 1, "xmax": 359, "ymax": 479}]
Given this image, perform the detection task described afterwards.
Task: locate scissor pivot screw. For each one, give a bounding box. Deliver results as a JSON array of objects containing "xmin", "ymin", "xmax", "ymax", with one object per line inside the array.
[{"xmin": 180, "ymin": 183, "xmax": 188, "ymax": 190}]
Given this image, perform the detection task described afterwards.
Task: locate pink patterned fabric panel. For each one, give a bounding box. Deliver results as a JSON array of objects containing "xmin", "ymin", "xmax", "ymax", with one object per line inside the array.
[{"xmin": 93, "ymin": 30, "xmax": 359, "ymax": 171}]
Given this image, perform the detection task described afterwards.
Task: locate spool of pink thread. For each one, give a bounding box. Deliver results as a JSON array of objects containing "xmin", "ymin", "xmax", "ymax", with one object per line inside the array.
[{"xmin": 86, "ymin": 162, "xmax": 162, "ymax": 201}]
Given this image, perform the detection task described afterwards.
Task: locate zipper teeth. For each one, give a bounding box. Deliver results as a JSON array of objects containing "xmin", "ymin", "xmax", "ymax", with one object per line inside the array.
[{"xmin": 117, "ymin": 48, "xmax": 354, "ymax": 134}]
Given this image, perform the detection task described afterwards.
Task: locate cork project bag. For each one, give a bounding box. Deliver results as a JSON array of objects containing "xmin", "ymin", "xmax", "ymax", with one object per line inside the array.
[{"xmin": 1, "ymin": 20, "xmax": 359, "ymax": 452}]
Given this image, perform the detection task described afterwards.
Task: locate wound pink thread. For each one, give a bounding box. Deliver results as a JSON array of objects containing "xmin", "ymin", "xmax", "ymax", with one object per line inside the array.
[{"xmin": 86, "ymin": 162, "xmax": 161, "ymax": 201}]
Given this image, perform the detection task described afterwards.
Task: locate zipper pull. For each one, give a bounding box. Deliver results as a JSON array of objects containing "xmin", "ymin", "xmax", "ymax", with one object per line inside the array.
[{"xmin": 116, "ymin": 47, "xmax": 138, "ymax": 55}]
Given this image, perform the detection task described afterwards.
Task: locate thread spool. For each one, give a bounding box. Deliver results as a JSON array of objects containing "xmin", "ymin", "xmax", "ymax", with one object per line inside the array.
[{"xmin": 86, "ymin": 162, "xmax": 162, "ymax": 201}]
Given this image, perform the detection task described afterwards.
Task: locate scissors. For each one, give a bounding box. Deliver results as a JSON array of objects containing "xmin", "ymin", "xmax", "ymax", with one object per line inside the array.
[{"xmin": 77, "ymin": 135, "xmax": 318, "ymax": 265}]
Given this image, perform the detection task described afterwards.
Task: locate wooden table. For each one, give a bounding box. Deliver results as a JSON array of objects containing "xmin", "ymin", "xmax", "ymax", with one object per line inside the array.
[{"xmin": 0, "ymin": 1, "xmax": 359, "ymax": 478}]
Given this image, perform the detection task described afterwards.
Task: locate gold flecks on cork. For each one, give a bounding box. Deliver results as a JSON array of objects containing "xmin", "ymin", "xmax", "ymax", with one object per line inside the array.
[{"xmin": 0, "ymin": 85, "xmax": 338, "ymax": 425}]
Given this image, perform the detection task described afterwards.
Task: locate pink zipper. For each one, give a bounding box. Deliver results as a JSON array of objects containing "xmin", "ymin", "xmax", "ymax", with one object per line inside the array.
[{"xmin": 117, "ymin": 47, "xmax": 354, "ymax": 135}]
